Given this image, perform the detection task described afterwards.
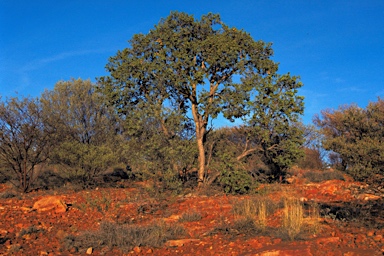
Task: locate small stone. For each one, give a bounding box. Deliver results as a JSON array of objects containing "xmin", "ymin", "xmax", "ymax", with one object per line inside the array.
[
  {"xmin": 86, "ymin": 247, "xmax": 93, "ymax": 254},
  {"xmin": 133, "ymin": 246, "xmax": 141, "ymax": 253},
  {"xmin": 56, "ymin": 230, "xmax": 67, "ymax": 240},
  {"xmin": 165, "ymin": 239, "xmax": 200, "ymax": 247},
  {"xmin": 367, "ymin": 230, "xmax": 375, "ymax": 237},
  {"xmin": 146, "ymin": 248, "xmax": 153, "ymax": 253}
]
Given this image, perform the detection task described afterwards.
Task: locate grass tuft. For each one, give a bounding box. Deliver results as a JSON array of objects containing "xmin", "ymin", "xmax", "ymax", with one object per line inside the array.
[
  {"xmin": 178, "ymin": 211, "xmax": 203, "ymax": 222},
  {"xmin": 281, "ymin": 197, "xmax": 304, "ymax": 241}
]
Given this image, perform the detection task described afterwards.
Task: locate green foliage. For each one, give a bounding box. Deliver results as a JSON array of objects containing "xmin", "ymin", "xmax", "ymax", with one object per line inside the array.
[
  {"xmin": 41, "ymin": 79, "xmax": 118, "ymax": 184},
  {"xmin": 217, "ymin": 153, "xmax": 256, "ymax": 194},
  {"xmin": 220, "ymin": 167, "xmax": 254, "ymax": 194},
  {"xmin": 315, "ymin": 98, "xmax": 384, "ymax": 182},
  {"xmin": 34, "ymin": 169, "xmax": 67, "ymax": 190},
  {"xmin": 242, "ymin": 72, "xmax": 305, "ymax": 178}
]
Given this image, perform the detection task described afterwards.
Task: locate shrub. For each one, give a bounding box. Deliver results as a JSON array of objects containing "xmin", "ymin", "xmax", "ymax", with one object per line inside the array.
[
  {"xmin": 0, "ymin": 191, "xmax": 17, "ymax": 199},
  {"xmin": 73, "ymin": 191, "xmax": 112, "ymax": 214},
  {"xmin": 219, "ymin": 167, "xmax": 256, "ymax": 194},
  {"xmin": 34, "ymin": 169, "xmax": 68, "ymax": 190},
  {"xmin": 62, "ymin": 220, "xmax": 186, "ymax": 253},
  {"xmin": 303, "ymin": 169, "xmax": 345, "ymax": 183},
  {"xmin": 178, "ymin": 211, "xmax": 202, "ymax": 222}
]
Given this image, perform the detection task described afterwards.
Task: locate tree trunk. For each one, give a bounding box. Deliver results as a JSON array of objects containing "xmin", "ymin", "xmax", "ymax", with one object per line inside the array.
[
  {"xmin": 191, "ymin": 89, "xmax": 206, "ymax": 188},
  {"xmin": 196, "ymin": 133, "xmax": 205, "ymax": 187}
]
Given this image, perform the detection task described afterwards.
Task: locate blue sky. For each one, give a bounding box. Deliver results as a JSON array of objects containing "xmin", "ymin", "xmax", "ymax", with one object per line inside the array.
[{"xmin": 1, "ymin": 0, "xmax": 383, "ymax": 124}]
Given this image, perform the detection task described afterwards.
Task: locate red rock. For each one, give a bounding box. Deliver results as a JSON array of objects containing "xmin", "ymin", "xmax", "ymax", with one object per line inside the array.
[
  {"xmin": 32, "ymin": 196, "xmax": 67, "ymax": 213},
  {"xmin": 316, "ymin": 237, "xmax": 340, "ymax": 245}
]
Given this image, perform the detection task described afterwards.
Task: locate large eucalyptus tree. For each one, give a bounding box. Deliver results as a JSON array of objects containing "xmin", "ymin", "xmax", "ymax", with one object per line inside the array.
[{"xmin": 98, "ymin": 12, "xmax": 304, "ymax": 186}]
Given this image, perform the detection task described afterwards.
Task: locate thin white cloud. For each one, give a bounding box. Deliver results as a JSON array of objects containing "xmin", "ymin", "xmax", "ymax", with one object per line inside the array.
[
  {"xmin": 20, "ymin": 48, "xmax": 110, "ymax": 72},
  {"xmin": 337, "ymin": 86, "xmax": 366, "ymax": 93}
]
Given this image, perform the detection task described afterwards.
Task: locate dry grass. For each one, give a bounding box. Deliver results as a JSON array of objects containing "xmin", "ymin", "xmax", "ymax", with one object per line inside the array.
[
  {"xmin": 232, "ymin": 196, "xmax": 274, "ymax": 232},
  {"xmin": 306, "ymin": 202, "xmax": 321, "ymax": 234},
  {"xmin": 281, "ymin": 197, "xmax": 304, "ymax": 241},
  {"xmin": 230, "ymin": 195, "xmax": 321, "ymax": 241}
]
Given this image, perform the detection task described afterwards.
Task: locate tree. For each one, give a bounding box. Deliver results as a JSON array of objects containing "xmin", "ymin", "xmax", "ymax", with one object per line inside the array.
[
  {"xmin": 314, "ymin": 98, "xmax": 384, "ymax": 182},
  {"xmin": 40, "ymin": 79, "xmax": 119, "ymax": 184},
  {"xmin": 0, "ymin": 97, "xmax": 56, "ymax": 192},
  {"xmin": 296, "ymin": 123, "xmax": 325, "ymax": 170},
  {"xmin": 98, "ymin": 12, "xmax": 304, "ymax": 186}
]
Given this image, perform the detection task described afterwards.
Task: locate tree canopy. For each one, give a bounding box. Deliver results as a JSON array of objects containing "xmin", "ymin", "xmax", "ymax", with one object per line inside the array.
[
  {"xmin": 0, "ymin": 97, "xmax": 56, "ymax": 192},
  {"xmin": 40, "ymin": 79, "xmax": 119, "ymax": 184},
  {"xmin": 315, "ymin": 98, "xmax": 384, "ymax": 182}
]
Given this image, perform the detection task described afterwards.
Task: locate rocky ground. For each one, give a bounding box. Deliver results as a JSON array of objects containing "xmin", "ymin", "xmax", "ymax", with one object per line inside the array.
[{"xmin": 0, "ymin": 171, "xmax": 383, "ymax": 256}]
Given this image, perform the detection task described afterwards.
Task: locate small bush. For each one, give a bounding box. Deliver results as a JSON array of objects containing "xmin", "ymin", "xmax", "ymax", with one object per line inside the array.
[
  {"xmin": 62, "ymin": 220, "xmax": 186, "ymax": 253},
  {"xmin": 73, "ymin": 191, "xmax": 112, "ymax": 214},
  {"xmin": 19, "ymin": 225, "xmax": 44, "ymax": 238},
  {"xmin": 219, "ymin": 168, "xmax": 256, "ymax": 194},
  {"xmin": 0, "ymin": 191, "xmax": 17, "ymax": 199},
  {"xmin": 232, "ymin": 217, "xmax": 263, "ymax": 236}
]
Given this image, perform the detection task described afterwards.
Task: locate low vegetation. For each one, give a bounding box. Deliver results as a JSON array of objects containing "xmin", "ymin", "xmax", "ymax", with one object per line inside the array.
[
  {"xmin": 62, "ymin": 221, "xmax": 186, "ymax": 253},
  {"xmin": 210, "ymin": 195, "xmax": 321, "ymax": 241}
]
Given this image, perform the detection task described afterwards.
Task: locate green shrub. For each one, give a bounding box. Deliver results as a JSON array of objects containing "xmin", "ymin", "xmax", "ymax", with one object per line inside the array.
[
  {"xmin": 34, "ymin": 170, "xmax": 68, "ymax": 190},
  {"xmin": 219, "ymin": 167, "xmax": 256, "ymax": 194},
  {"xmin": 315, "ymin": 99, "xmax": 384, "ymax": 183}
]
